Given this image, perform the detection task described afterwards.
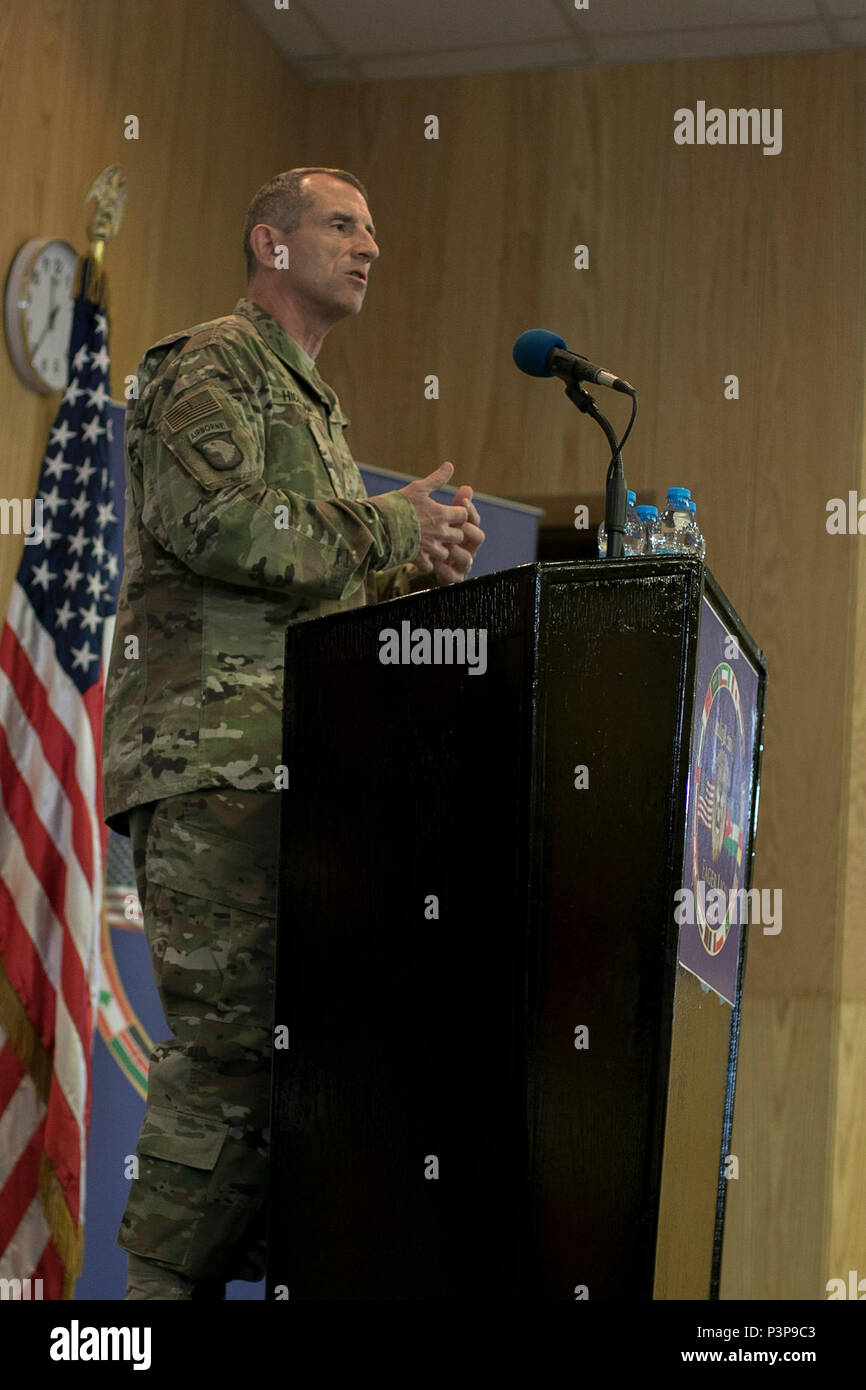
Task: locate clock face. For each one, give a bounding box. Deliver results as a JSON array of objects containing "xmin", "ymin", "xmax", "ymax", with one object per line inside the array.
[{"xmin": 5, "ymin": 238, "xmax": 78, "ymax": 393}]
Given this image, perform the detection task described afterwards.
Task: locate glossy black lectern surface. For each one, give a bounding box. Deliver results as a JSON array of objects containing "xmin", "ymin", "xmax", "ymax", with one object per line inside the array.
[{"xmin": 267, "ymin": 558, "xmax": 767, "ymax": 1301}]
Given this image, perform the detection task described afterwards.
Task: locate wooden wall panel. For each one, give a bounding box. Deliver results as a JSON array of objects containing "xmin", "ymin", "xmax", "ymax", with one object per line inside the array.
[
  {"xmin": 830, "ymin": 1003, "xmax": 866, "ymax": 1285},
  {"xmin": 303, "ymin": 51, "xmax": 866, "ymax": 1300},
  {"xmin": 833, "ymin": 147, "xmax": 866, "ymax": 1284},
  {"xmin": 0, "ymin": 0, "xmax": 305, "ymax": 619},
  {"xmin": 721, "ymin": 998, "xmax": 835, "ymax": 1300}
]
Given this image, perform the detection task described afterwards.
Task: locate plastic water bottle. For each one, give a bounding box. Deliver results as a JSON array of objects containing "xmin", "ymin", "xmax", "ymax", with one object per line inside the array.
[
  {"xmin": 636, "ymin": 504, "xmax": 662, "ymax": 554},
  {"xmin": 658, "ymin": 487, "xmax": 693, "ymax": 553},
  {"xmin": 624, "ymin": 490, "xmax": 644, "ymax": 555},
  {"xmin": 688, "ymin": 500, "xmax": 707, "ymax": 559},
  {"xmin": 599, "ymin": 491, "xmax": 642, "ymax": 556}
]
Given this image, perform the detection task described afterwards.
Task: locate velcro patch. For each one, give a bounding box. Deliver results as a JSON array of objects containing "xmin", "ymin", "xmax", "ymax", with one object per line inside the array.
[
  {"xmin": 163, "ymin": 386, "xmax": 222, "ymax": 433},
  {"xmin": 196, "ymin": 430, "xmax": 243, "ymax": 470},
  {"xmin": 270, "ymin": 397, "xmax": 308, "ymax": 426},
  {"xmin": 188, "ymin": 418, "xmax": 229, "ymax": 443}
]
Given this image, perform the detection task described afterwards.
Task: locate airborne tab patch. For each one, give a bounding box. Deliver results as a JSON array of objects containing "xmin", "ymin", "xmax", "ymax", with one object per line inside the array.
[
  {"xmin": 189, "ymin": 418, "xmax": 229, "ymax": 443},
  {"xmin": 163, "ymin": 386, "xmax": 222, "ymax": 433}
]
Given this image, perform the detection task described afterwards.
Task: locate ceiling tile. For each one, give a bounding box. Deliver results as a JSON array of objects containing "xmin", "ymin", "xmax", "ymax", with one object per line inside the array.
[
  {"xmin": 351, "ymin": 40, "xmax": 590, "ymax": 82},
  {"xmin": 291, "ymin": 0, "xmax": 571, "ymax": 55},
  {"xmin": 241, "ymin": 0, "xmax": 858, "ymax": 81},
  {"xmin": 241, "ymin": 0, "xmax": 336, "ymax": 58},
  {"xmin": 594, "ymin": 21, "xmax": 833, "ymax": 64},
  {"xmin": 573, "ymin": 0, "xmax": 819, "ymax": 29}
]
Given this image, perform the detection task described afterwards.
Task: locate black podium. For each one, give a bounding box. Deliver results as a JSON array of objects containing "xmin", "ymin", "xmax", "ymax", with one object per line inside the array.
[{"xmin": 267, "ymin": 558, "xmax": 767, "ymax": 1300}]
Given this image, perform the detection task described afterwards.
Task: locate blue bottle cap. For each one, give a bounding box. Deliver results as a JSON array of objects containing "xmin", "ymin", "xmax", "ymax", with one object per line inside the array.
[
  {"xmin": 666, "ymin": 487, "xmax": 691, "ymax": 503},
  {"xmin": 627, "ymin": 490, "xmax": 636, "ymax": 506},
  {"xmin": 636, "ymin": 505, "xmax": 658, "ymax": 519}
]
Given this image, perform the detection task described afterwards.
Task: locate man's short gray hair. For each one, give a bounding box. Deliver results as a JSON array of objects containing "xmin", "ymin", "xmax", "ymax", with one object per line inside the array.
[{"xmin": 242, "ymin": 167, "xmax": 368, "ymax": 280}]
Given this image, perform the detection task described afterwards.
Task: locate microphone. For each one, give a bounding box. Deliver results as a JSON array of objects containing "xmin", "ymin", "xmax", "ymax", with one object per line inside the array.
[{"xmin": 513, "ymin": 329, "xmax": 634, "ymax": 395}]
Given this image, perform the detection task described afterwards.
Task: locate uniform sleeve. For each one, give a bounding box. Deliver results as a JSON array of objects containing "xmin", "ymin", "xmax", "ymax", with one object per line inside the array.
[
  {"xmin": 364, "ymin": 563, "xmax": 443, "ymax": 606},
  {"xmin": 137, "ymin": 335, "xmax": 420, "ymax": 603}
]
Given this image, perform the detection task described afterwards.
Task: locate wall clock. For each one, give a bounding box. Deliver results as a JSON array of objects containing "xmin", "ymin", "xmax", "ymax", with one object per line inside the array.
[{"xmin": 4, "ymin": 236, "xmax": 78, "ymax": 394}]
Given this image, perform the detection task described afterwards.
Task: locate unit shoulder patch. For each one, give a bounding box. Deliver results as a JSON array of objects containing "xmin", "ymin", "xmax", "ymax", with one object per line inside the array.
[{"xmin": 195, "ymin": 431, "xmax": 244, "ymax": 470}]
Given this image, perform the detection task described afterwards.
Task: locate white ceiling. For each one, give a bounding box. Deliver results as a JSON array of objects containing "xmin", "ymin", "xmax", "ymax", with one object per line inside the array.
[{"xmin": 240, "ymin": 0, "xmax": 865, "ymax": 84}]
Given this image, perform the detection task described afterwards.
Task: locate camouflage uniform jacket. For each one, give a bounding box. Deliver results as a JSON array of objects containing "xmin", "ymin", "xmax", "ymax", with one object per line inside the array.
[{"xmin": 102, "ymin": 296, "xmax": 435, "ymax": 834}]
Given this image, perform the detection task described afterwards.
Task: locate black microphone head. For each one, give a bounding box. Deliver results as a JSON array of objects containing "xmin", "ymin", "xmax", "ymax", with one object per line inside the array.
[{"xmin": 512, "ymin": 329, "xmax": 567, "ymax": 377}]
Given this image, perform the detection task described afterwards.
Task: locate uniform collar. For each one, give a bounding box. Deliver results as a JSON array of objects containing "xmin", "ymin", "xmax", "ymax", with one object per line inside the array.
[{"xmin": 233, "ymin": 296, "xmax": 342, "ymax": 416}]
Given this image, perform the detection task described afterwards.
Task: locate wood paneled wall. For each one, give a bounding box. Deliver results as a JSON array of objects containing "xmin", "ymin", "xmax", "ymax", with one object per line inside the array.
[
  {"xmin": 1, "ymin": 0, "xmax": 864, "ymax": 1301},
  {"xmin": 303, "ymin": 51, "xmax": 866, "ymax": 1301},
  {"xmin": 0, "ymin": 0, "xmax": 305, "ymax": 615}
]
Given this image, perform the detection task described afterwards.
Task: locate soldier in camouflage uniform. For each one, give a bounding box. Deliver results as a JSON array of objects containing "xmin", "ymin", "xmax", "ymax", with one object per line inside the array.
[{"xmin": 102, "ymin": 167, "xmax": 485, "ymax": 1298}]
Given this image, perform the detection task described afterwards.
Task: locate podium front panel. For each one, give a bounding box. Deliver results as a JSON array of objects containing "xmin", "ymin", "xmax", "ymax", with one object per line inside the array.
[{"xmin": 268, "ymin": 559, "xmax": 766, "ymax": 1300}]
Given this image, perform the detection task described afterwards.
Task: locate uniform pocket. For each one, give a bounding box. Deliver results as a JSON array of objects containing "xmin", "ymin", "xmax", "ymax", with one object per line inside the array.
[
  {"xmin": 266, "ymin": 390, "xmax": 334, "ymax": 498},
  {"xmin": 267, "ymin": 388, "xmax": 308, "ymax": 427},
  {"xmin": 145, "ymin": 800, "xmax": 277, "ymax": 914},
  {"xmin": 119, "ymin": 1105, "xmax": 231, "ymax": 1273},
  {"xmin": 138, "ymin": 1104, "xmax": 229, "ymax": 1169},
  {"xmin": 301, "ymin": 410, "xmax": 366, "ymax": 499}
]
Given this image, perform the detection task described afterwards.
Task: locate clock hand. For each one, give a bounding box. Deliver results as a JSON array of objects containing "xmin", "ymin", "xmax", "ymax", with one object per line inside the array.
[
  {"xmin": 31, "ymin": 320, "xmax": 50, "ymax": 352},
  {"xmin": 31, "ymin": 308, "xmax": 60, "ymax": 352},
  {"xmin": 30, "ymin": 283, "xmax": 61, "ymax": 352}
]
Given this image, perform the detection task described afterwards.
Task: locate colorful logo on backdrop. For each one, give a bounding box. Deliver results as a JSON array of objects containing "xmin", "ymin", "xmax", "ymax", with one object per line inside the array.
[
  {"xmin": 691, "ymin": 662, "xmax": 747, "ymax": 955},
  {"xmin": 99, "ymin": 832, "xmax": 154, "ymax": 1100}
]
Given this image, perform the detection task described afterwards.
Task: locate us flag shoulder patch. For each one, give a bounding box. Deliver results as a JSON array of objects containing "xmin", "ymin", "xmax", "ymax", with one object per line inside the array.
[{"xmin": 163, "ymin": 386, "xmax": 222, "ymax": 433}]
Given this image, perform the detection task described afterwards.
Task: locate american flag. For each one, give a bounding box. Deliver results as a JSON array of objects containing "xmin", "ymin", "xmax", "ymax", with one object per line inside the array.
[
  {"xmin": 0, "ymin": 260, "xmax": 121, "ymax": 1299},
  {"xmin": 697, "ymin": 776, "xmax": 716, "ymax": 830}
]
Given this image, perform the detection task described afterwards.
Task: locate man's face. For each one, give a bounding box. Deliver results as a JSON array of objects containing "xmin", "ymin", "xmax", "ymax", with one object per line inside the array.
[{"xmin": 279, "ymin": 174, "xmax": 379, "ymax": 323}]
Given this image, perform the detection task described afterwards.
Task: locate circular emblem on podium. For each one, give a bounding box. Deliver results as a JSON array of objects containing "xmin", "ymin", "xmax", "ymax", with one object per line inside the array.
[{"xmin": 691, "ymin": 661, "xmax": 747, "ymax": 956}]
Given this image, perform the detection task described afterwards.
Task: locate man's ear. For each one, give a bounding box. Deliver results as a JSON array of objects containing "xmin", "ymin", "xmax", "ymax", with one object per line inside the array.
[{"xmin": 249, "ymin": 224, "xmax": 284, "ymax": 273}]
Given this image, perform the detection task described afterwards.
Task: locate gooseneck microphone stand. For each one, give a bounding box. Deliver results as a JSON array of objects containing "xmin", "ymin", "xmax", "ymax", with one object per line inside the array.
[{"xmin": 565, "ymin": 381, "xmax": 637, "ymax": 559}]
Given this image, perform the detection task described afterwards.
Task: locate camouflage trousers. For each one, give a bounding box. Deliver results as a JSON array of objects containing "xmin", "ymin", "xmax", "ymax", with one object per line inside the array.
[{"xmin": 118, "ymin": 788, "xmax": 280, "ymax": 1289}]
